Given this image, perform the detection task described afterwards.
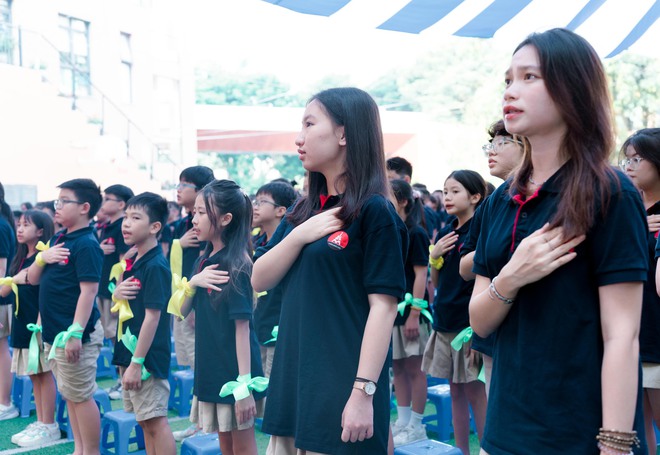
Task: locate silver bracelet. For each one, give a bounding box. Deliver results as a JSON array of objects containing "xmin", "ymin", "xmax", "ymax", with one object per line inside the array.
[{"xmin": 489, "ymin": 277, "xmax": 515, "ymax": 305}]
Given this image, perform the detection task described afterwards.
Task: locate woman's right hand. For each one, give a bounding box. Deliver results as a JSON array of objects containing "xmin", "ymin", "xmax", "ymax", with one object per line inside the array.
[
  {"xmin": 500, "ymin": 224, "xmax": 585, "ymax": 290},
  {"xmin": 430, "ymin": 231, "xmax": 459, "ymax": 259},
  {"xmin": 188, "ymin": 264, "xmax": 230, "ymax": 292},
  {"xmin": 292, "ymin": 207, "xmax": 343, "ymax": 245},
  {"xmin": 41, "ymin": 243, "xmax": 70, "ymax": 264}
]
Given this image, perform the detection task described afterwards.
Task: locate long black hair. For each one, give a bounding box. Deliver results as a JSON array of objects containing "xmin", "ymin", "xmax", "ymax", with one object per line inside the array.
[
  {"xmin": 199, "ymin": 179, "xmax": 253, "ymax": 310},
  {"xmin": 391, "ymin": 179, "xmax": 426, "ymax": 230},
  {"xmin": 10, "ymin": 210, "xmax": 54, "ymax": 275},
  {"xmin": 446, "ymin": 170, "xmax": 487, "ymax": 209},
  {"xmin": 0, "ymin": 182, "xmax": 16, "ymax": 235},
  {"xmin": 287, "ymin": 87, "xmax": 390, "ymax": 226}
]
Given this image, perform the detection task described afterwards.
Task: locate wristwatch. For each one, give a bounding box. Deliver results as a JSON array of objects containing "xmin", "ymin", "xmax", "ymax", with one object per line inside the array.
[{"xmin": 353, "ymin": 377, "xmax": 377, "ymax": 396}]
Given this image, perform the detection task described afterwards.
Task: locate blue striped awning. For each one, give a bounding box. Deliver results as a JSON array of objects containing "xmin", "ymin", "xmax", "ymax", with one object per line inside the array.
[{"xmin": 262, "ymin": 0, "xmax": 660, "ymax": 57}]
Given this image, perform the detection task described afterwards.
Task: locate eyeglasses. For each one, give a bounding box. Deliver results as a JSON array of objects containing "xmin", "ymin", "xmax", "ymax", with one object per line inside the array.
[
  {"xmin": 103, "ymin": 197, "xmax": 121, "ymax": 203},
  {"xmin": 54, "ymin": 199, "xmax": 83, "ymax": 209},
  {"xmin": 176, "ymin": 182, "xmax": 197, "ymax": 190},
  {"xmin": 252, "ymin": 199, "xmax": 279, "ymax": 208},
  {"xmin": 482, "ymin": 137, "xmax": 523, "ymax": 156},
  {"xmin": 619, "ymin": 157, "xmax": 644, "ymax": 171}
]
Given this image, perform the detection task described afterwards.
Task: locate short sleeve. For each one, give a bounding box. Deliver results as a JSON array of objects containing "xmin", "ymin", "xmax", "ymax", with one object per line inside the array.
[
  {"xmin": 142, "ymin": 264, "xmax": 171, "ymax": 310},
  {"xmin": 361, "ymin": 196, "xmax": 406, "ymax": 297},
  {"xmin": 75, "ymin": 238, "xmax": 103, "ymax": 282},
  {"xmin": 461, "ymin": 203, "xmax": 483, "ymax": 257},
  {"xmin": 589, "ymin": 185, "xmax": 648, "ymax": 286},
  {"xmin": 409, "ymin": 227, "xmax": 430, "ymax": 266},
  {"xmin": 226, "ymin": 269, "xmax": 254, "ymax": 320}
]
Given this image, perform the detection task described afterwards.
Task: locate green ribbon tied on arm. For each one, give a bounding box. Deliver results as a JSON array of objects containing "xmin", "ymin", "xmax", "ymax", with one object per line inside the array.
[
  {"xmin": 219, "ymin": 373, "xmax": 269, "ymax": 401},
  {"xmin": 48, "ymin": 323, "xmax": 84, "ymax": 360},
  {"xmin": 397, "ymin": 293, "xmax": 433, "ymax": 324},
  {"xmin": 450, "ymin": 326, "xmax": 473, "ymax": 351},
  {"xmin": 120, "ymin": 327, "xmax": 151, "ymax": 381},
  {"xmin": 264, "ymin": 326, "xmax": 278, "ymax": 345},
  {"xmin": 26, "ymin": 323, "xmax": 42, "ymax": 374},
  {"xmin": 0, "ymin": 277, "xmax": 19, "ymax": 317}
]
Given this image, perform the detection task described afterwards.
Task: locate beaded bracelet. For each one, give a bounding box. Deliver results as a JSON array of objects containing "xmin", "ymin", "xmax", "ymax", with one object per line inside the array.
[{"xmin": 488, "ymin": 277, "xmax": 515, "ymax": 305}]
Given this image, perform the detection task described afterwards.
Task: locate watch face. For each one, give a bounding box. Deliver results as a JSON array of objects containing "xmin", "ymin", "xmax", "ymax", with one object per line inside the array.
[{"xmin": 364, "ymin": 382, "xmax": 376, "ymax": 395}]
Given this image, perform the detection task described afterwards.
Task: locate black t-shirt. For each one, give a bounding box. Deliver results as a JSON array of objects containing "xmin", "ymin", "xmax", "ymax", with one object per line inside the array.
[
  {"xmin": 10, "ymin": 255, "xmax": 38, "ymax": 348},
  {"xmin": 473, "ymin": 167, "xmax": 648, "ymax": 455},
  {"xmin": 0, "ymin": 217, "xmax": 15, "ymax": 305},
  {"xmin": 191, "ymin": 249, "xmax": 265, "ymax": 404},
  {"xmin": 432, "ymin": 218, "xmax": 474, "ymax": 333},
  {"xmin": 111, "ymin": 245, "xmax": 171, "ymax": 379},
  {"xmin": 39, "ymin": 227, "xmax": 102, "ymax": 344},
  {"xmin": 171, "ymin": 213, "xmax": 205, "ymax": 279},
  {"xmin": 394, "ymin": 224, "xmax": 430, "ymax": 326},
  {"xmin": 258, "ymin": 194, "xmax": 407, "ymax": 454},
  {"xmin": 98, "ymin": 217, "xmax": 129, "ymax": 299},
  {"xmin": 643, "ymin": 201, "xmax": 660, "ymax": 363},
  {"xmin": 459, "ymin": 203, "xmax": 494, "ymax": 356}
]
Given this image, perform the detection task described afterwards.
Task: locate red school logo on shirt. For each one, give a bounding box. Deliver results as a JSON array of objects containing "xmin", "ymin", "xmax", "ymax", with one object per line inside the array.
[{"xmin": 327, "ymin": 231, "xmax": 349, "ymax": 251}]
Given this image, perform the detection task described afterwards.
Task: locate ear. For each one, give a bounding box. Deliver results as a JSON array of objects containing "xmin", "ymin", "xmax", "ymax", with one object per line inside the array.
[
  {"xmin": 220, "ymin": 212, "xmax": 233, "ymax": 227},
  {"xmin": 118, "ymin": 201, "xmax": 126, "ymax": 211},
  {"xmin": 80, "ymin": 202, "xmax": 91, "ymax": 217},
  {"xmin": 470, "ymin": 193, "xmax": 482, "ymax": 206},
  {"xmin": 337, "ymin": 126, "xmax": 346, "ymax": 147},
  {"xmin": 275, "ymin": 206, "xmax": 287, "ymax": 218},
  {"xmin": 149, "ymin": 221, "xmax": 162, "ymax": 236},
  {"xmin": 36, "ymin": 228, "xmax": 44, "ymax": 238}
]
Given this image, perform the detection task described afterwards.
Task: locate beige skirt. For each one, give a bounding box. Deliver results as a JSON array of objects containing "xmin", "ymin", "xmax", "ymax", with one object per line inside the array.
[
  {"xmin": 422, "ymin": 330, "xmax": 482, "ymax": 384},
  {"xmin": 643, "ymin": 362, "xmax": 660, "ymax": 389},
  {"xmin": 191, "ymin": 395, "xmax": 265, "ymax": 433},
  {"xmin": 392, "ymin": 322, "xmax": 431, "ymax": 360}
]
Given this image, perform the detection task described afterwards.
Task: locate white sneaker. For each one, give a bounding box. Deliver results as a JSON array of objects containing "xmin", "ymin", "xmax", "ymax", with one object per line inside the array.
[
  {"xmin": 393, "ymin": 424, "xmax": 427, "ymax": 447},
  {"xmin": 17, "ymin": 422, "xmax": 60, "ymax": 447},
  {"xmin": 11, "ymin": 422, "xmax": 42, "ymax": 444},
  {"xmin": 173, "ymin": 424, "xmax": 201, "ymax": 441},
  {"xmin": 0, "ymin": 402, "xmax": 19, "ymax": 421},
  {"xmin": 107, "ymin": 381, "xmax": 123, "ymax": 400},
  {"xmin": 391, "ymin": 419, "xmax": 408, "ymax": 437}
]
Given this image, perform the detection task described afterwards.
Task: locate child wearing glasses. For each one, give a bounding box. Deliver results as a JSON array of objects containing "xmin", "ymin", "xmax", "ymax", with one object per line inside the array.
[
  {"xmin": 621, "ymin": 128, "xmax": 660, "ymax": 452},
  {"xmin": 171, "ymin": 165, "xmax": 215, "ymax": 441},
  {"xmin": 26, "ymin": 178, "xmax": 105, "ymax": 455}
]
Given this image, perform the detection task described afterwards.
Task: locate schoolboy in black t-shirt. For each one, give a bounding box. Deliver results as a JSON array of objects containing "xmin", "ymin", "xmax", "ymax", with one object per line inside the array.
[
  {"xmin": 27, "ymin": 178, "xmax": 104, "ymax": 454},
  {"xmin": 251, "ymin": 181, "xmax": 297, "ymax": 377},
  {"xmin": 111, "ymin": 192, "xmax": 175, "ymax": 453},
  {"xmin": 97, "ymin": 184, "xmax": 134, "ymax": 341}
]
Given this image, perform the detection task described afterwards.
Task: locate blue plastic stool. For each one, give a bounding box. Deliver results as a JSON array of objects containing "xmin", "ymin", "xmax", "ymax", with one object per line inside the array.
[
  {"xmin": 100, "ymin": 410, "xmax": 146, "ymax": 455},
  {"xmin": 423, "ymin": 384, "xmax": 453, "ymax": 441},
  {"xmin": 426, "ymin": 375, "xmax": 448, "ymax": 387},
  {"xmin": 97, "ymin": 346, "xmax": 118, "ymax": 379},
  {"xmin": 169, "ymin": 369, "xmax": 194, "ymax": 417},
  {"xmin": 11, "ymin": 374, "xmax": 36, "ymax": 418},
  {"xmin": 395, "ymin": 439, "xmax": 462, "ymax": 454},
  {"xmin": 180, "ymin": 432, "xmax": 221, "ymax": 455},
  {"xmin": 57, "ymin": 387, "xmax": 114, "ymax": 440}
]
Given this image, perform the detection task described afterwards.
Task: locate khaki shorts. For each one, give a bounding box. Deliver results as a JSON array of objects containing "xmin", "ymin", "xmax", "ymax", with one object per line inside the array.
[
  {"xmin": 392, "ymin": 322, "xmax": 431, "ymax": 360},
  {"xmin": 121, "ymin": 374, "xmax": 170, "ymax": 422},
  {"xmin": 173, "ymin": 315, "xmax": 195, "ymax": 368},
  {"xmin": 643, "ymin": 363, "xmax": 660, "ymax": 389},
  {"xmin": 260, "ymin": 346, "xmax": 275, "ymax": 378},
  {"xmin": 266, "ymin": 436, "xmax": 328, "ymax": 455},
  {"xmin": 96, "ymin": 296, "xmax": 118, "ymax": 339},
  {"xmin": 11, "ymin": 333, "xmax": 52, "ymax": 375},
  {"xmin": 191, "ymin": 395, "xmax": 264, "ymax": 433},
  {"xmin": 422, "ymin": 330, "xmax": 482, "ymax": 384},
  {"xmin": 0, "ymin": 305, "xmax": 11, "ymax": 337},
  {"xmin": 44, "ymin": 320, "xmax": 103, "ymax": 403}
]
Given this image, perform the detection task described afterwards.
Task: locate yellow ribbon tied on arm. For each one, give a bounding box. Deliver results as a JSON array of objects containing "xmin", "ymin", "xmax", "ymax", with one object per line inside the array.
[
  {"xmin": 111, "ymin": 295, "xmax": 134, "ymax": 340},
  {"xmin": 0, "ymin": 277, "xmax": 19, "ymax": 316},
  {"xmin": 168, "ymin": 274, "xmax": 195, "ymax": 320},
  {"xmin": 109, "ymin": 260, "xmax": 127, "ymax": 284},
  {"xmin": 35, "ymin": 241, "xmax": 50, "ymax": 251},
  {"xmin": 170, "ymin": 239, "xmax": 183, "ymax": 294}
]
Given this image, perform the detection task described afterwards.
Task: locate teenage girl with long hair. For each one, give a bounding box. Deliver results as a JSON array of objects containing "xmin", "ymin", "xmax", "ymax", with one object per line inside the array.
[{"xmin": 0, "ymin": 182, "xmax": 16, "ymax": 421}]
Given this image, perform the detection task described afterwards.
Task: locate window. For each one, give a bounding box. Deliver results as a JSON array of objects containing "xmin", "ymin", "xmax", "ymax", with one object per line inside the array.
[
  {"xmin": 58, "ymin": 14, "xmax": 91, "ymax": 97},
  {"xmin": 119, "ymin": 32, "xmax": 132, "ymax": 103},
  {"xmin": 0, "ymin": 0, "xmax": 12, "ymax": 64}
]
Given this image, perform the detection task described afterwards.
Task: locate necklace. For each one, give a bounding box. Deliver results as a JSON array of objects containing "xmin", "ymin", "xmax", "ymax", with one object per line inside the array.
[{"xmin": 528, "ymin": 175, "xmax": 545, "ymax": 186}]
